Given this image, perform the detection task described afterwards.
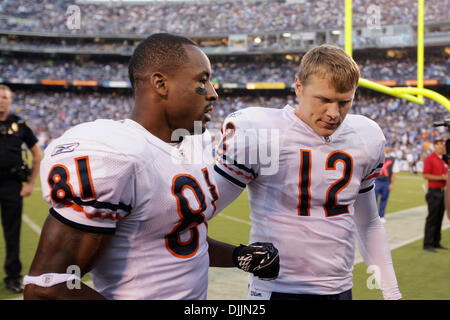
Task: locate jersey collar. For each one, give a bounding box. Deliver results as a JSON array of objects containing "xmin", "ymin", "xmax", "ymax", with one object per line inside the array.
[
  {"xmin": 284, "ymin": 105, "xmax": 347, "ymax": 144},
  {"xmin": 122, "ymin": 118, "xmax": 186, "ymax": 160}
]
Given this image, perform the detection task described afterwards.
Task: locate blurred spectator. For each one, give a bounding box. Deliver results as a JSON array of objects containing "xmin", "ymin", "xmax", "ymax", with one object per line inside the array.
[{"xmin": 375, "ymin": 144, "xmax": 400, "ymax": 223}]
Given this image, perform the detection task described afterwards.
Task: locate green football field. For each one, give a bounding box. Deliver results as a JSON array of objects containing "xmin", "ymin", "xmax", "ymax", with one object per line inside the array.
[{"xmin": 0, "ymin": 172, "xmax": 449, "ymax": 300}]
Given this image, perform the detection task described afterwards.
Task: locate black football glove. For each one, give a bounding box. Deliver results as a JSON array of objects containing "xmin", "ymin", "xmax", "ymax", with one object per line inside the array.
[{"xmin": 232, "ymin": 242, "xmax": 280, "ymax": 280}]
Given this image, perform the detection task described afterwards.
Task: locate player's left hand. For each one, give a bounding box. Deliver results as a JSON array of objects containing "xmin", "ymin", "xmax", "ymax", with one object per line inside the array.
[
  {"xmin": 20, "ymin": 183, "xmax": 34, "ymax": 197},
  {"xmin": 232, "ymin": 242, "xmax": 280, "ymax": 280}
]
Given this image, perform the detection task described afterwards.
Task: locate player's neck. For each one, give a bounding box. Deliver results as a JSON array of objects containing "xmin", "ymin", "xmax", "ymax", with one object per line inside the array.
[
  {"xmin": 0, "ymin": 111, "xmax": 9, "ymax": 121},
  {"xmin": 130, "ymin": 107, "xmax": 174, "ymax": 143},
  {"xmin": 293, "ymin": 107, "xmax": 308, "ymax": 126}
]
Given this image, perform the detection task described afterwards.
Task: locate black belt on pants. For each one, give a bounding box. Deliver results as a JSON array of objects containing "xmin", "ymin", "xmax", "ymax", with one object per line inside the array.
[{"xmin": 270, "ymin": 289, "xmax": 352, "ymax": 300}]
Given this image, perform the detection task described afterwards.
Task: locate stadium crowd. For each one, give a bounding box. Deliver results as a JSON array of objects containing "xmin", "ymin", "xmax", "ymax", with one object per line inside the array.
[
  {"xmin": 0, "ymin": 37, "xmax": 133, "ymax": 55},
  {"xmin": 2, "ymin": 0, "xmax": 448, "ymax": 35},
  {"xmin": 1, "ymin": 55, "xmax": 448, "ymax": 84},
  {"xmin": 1, "ymin": 0, "xmax": 448, "ymax": 176},
  {"xmin": 0, "ymin": 57, "xmax": 129, "ymax": 83},
  {"xmin": 213, "ymin": 55, "xmax": 449, "ymax": 83},
  {"xmin": 10, "ymin": 89, "xmax": 448, "ymax": 170}
]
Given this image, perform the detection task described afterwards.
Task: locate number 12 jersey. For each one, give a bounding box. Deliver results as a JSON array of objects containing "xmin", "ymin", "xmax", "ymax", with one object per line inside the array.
[{"xmin": 214, "ymin": 105, "xmax": 385, "ymax": 295}]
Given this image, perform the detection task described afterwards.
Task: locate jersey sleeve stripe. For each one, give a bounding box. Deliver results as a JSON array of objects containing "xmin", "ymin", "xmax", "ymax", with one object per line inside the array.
[
  {"xmin": 213, "ymin": 164, "xmax": 246, "ymax": 188},
  {"xmin": 218, "ymin": 154, "xmax": 258, "ymax": 178},
  {"xmin": 71, "ymin": 196, "xmax": 132, "ymax": 214},
  {"xmin": 367, "ymin": 163, "xmax": 384, "ymax": 176},
  {"xmin": 65, "ymin": 201, "xmax": 123, "ymax": 221},
  {"xmin": 361, "ymin": 172, "xmax": 380, "ymax": 182},
  {"xmin": 50, "ymin": 208, "xmax": 116, "ymax": 234},
  {"xmin": 362, "ymin": 162, "xmax": 383, "ymax": 182},
  {"xmin": 216, "ymin": 159, "xmax": 254, "ymax": 180},
  {"xmin": 358, "ymin": 184, "xmax": 374, "ymax": 194}
]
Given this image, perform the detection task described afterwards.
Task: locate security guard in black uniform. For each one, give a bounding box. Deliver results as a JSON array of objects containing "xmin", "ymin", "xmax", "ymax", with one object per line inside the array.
[{"xmin": 0, "ymin": 85, "xmax": 41, "ymax": 293}]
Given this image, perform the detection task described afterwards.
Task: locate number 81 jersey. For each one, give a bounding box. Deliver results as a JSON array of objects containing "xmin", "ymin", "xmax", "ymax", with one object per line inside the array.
[{"xmin": 40, "ymin": 118, "xmax": 218, "ymax": 300}]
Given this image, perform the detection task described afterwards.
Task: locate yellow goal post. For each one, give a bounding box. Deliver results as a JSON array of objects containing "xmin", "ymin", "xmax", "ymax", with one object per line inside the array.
[{"xmin": 345, "ymin": 0, "xmax": 450, "ymax": 112}]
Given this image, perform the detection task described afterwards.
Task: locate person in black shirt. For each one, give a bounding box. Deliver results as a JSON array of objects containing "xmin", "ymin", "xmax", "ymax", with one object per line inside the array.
[{"xmin": 0, "ymin": 85, "xmax": 42, "ymax": 293}]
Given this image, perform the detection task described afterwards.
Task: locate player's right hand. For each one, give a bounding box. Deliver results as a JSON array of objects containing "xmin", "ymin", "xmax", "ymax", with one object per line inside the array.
[{"xmin": 232, "ymin": 242, "xmax": 280, "ymax": 280}]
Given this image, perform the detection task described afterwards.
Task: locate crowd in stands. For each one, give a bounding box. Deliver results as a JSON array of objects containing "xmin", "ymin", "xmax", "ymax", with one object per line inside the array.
[
  {"xmin": 0, "ymin": 37, "xmax": 134, "ymax": 55},
  {"xmin": 353, "ymin": 94, "xmax": 448, "ymax": 167},
  {"xmin": 1, "ymin": 55, "xmax": 448, "ymax": 84},
  {"xmin": 10, "ymin": 89, "xmax": 448, "ymax": 167},
  {"xmin": 213, "ymin": 55, "xmax": 449, "ymax": 83},
  {"xmin": 2, "ymin": 0, "xmax": 448, "ymax": 35},
  {"xmin": 2, "ymin": 0, "xmax": 448, "ymax": 170},
  {"xmin": 0, "ymin": 57, "xmax": 129, "ymax": 83},
  {"xmin": 12, "ymin": 90, "xmax": 133, "ymax": 147}
]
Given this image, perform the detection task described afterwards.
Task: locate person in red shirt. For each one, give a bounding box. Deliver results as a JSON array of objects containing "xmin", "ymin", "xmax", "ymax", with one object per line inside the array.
[
  {"xmin": 446, "ymin": 139, "xmax": 450, "ymax": 220},
  {"xmin": 447, "ymin": 158, "xmax": 450, "ymax": 221},
  {"xmin": 422, "ymin": 138, "xmax": 448, "ymax": 252}
]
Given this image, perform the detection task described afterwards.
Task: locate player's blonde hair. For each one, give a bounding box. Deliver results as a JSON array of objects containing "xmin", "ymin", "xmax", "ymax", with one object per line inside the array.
[
  {"xmin": 0, "ymin": 84, "xmax": 12, "ymax": 96},
  {"xmin": 296, "ymin": 44, "xmax": 360, "ymax": 93}
]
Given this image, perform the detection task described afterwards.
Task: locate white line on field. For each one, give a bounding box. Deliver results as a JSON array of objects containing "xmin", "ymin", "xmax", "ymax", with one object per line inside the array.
[
  {"xmin": 390, "ymin": 224, "xmax": 450, "ymax": 251},
  {"xmin": 22, "ymin": 214, "xmax": 42, "ymax": 235},
  {"xmin": 354, "ymin": 223, "xmax": 450, "ymax": 265},
  {"xmin": 386, "ymin": 205, "xmax": 427, "ymax": 216},
  {"xmin": 218, "ymin": 205, "xmax": 429, "ymax": 226},
  {"xmin": 22, "ymin": 204, "xmax": 429, "ymax": 233},
  {"xmin": 217, "ymin": 213, "xmax": 251, "ymax": 226},
  {"xmin": 396, "ymin": 190, "xmax": 425, "ymax": 195},
  {"xmin": 399, "ymin": 175, "xmax": 425, "ymax": 180},
  {"xmin": 388, "ymin": 199, "xmax": 406, "ymax": 203}
]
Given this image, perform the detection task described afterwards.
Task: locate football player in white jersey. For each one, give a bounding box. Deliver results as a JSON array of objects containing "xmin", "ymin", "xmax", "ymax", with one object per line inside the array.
[
  {"xmin": 24, "ymin": 33, "xmax": 279, "ymax": 300},
  {"xmin": 213, "ymin": 45, "xmax": 402, "ymax": 300}
]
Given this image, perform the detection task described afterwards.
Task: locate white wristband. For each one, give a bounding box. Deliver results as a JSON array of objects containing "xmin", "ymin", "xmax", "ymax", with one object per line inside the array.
[{"xmin": 23, "ymin": 273, "xmax": 81, "ymax": 288}]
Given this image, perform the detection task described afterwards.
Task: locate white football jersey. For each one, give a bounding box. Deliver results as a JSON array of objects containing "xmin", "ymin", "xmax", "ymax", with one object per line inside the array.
[
  {"xmin": 40, "ymin": 119, "xmax": 218, "ymax": 300},
  {"xmin": 214, "ymin": 105, "xmax": 385, "ymax": 295}
]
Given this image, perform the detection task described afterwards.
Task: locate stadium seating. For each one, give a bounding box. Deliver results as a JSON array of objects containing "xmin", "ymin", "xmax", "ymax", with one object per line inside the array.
[
  {"xmin": 1, "ymin": 0, "xmax": 448, "ymax": 171},
  {"xmin": 1, "ymin": 0, "xmax": 448, "ymax": 34}
]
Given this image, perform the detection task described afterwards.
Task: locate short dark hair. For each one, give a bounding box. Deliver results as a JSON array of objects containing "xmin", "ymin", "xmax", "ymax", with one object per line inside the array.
[{"xmin": 128, "ymin": 33, "xmax": 198, "ymax": 89}]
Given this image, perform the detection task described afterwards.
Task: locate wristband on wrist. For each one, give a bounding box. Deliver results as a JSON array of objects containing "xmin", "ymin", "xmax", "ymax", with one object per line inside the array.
[{"xmin": 23, "ymin": 273, "xmax": 81, "ymax": 288}]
